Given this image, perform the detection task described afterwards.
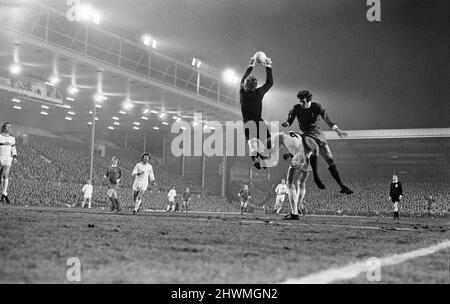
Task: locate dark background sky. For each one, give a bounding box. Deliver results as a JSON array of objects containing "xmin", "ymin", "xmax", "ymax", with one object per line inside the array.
[{"xmin": 42, "ymin": 0, "xmax": 449, "ymax": 130}]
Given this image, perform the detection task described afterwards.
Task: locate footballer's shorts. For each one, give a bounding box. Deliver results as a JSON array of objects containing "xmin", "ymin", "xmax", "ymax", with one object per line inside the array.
[
  {"xmin": 133, "ymin": 180, "xmax": 148, "ymax": 192},
  {"xmin": 0, "ymin": 158, "xmax": 12, "ymax": 167},
  {"xmin": 240, "ymin": 200, "xmax": 248, "ymax": 208},
  {"xmin": 392, "ymin": 201, "xmax": 399, "ymax": 212},
  {"xmin": 244, "ymin": 120, "xmax": 271, "ymax": 145},
  {"xmin": 107, "ymin": 184, "xmax": 119, "ymax": 199},
  {"xmin": 83, "ymin": 195, "xmax": 92, "ymax": 200},
  {"xmin": 287, "ymin": 164, "xmax": 309, "ymax": 185}
]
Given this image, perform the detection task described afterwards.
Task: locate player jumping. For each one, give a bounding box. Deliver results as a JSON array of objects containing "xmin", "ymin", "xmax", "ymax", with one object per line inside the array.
[
  {"xmin": 0, "ymin": 122, "xmax": 17, "ymax": 204},
  {"xmin": 132, "ymin": 153, "xmax": 156, "ymax": 214},
  {"xmin": 282, "ymin": 90, "xmax": 353, "ymax": 194},
  {"xmin": 104, "ymin": 157, "xmax": 122, "ymax": 212},
  {"xmin": 240, "ymin": 53, "xmax": 273, "ymax": 170}
]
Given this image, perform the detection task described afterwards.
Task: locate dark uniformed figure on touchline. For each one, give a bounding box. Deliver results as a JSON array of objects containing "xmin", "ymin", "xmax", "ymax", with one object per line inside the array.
[{"xmin": 389, "ymin": 174, "xmax": 403, "ymax": 220}]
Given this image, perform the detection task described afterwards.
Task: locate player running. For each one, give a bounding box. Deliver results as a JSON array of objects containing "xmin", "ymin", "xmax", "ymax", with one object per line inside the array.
[
  {"xmin": 240, "ymin": 53, "xmax": 273, "ymax": 170},
  {"xmin": 282, "ymin": 90, "xmax": 353, "ymax": 194},
  {"xmin": 132, "ymin": 153, "xmax": 156, "ymax": 214},
  {"xmin": 273, "ymin": 179, "xmax": 288, "ymax": 215},
  {"xmin": 238, "ymin": 184, "xmax": 251, "ymax": 214},
  {"xmin": 270, "ymin": 131, "xmax": 319, "ymax": 220},
  {"xmin": 104, "ymin": 157, "xmax": 122, "ymax": 212},
  {"xmin": 0, "ymin": 122, "xmax": 17, "ymax": 204}
]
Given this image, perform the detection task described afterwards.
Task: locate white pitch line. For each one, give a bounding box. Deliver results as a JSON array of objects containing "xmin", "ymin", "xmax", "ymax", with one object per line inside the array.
[{"xmin": 282, "ymin": 239, "xmax": 450, "ymax": 284}]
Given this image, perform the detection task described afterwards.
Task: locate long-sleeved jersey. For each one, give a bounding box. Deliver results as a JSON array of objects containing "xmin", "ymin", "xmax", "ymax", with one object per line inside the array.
[
  {"xmin": 239, "ymin": 66, "xmax": 273, "ymax": 123},
  {"xmin": 286, "ymin": 102, "xmax": 336, "ymax": 134}
]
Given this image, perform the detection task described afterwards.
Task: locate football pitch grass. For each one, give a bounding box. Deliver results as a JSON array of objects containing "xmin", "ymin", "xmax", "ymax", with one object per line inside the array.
[{"xmin": 0, "ymin": 206, "xmax": 448, "ymax": 284}]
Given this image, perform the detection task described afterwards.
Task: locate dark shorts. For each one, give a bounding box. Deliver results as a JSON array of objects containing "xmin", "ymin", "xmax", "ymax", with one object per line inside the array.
[
  {"xmin": 244, "ymin": 120, "xmax": 271, "ymax": 143},
  {"xmin": 304, "ymin": 132, "xmax": 328, "ymax": 148}
]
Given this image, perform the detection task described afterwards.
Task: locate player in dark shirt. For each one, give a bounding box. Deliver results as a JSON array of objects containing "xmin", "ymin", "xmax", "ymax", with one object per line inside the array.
[
  {"xmin": 240, "ymin": 55, "xmax": 273, "ymax": 170},
  {"xmin": 282, "ymin": 90, "xmax": 353, "ymax": 195},
  {"xmin": 389, "ymin": 175, "xmax": 403, "ymax": 220},
  {"xmin": 104, "ymin": 157, "xmax": 122, "ymax": 212},
  {"xmin": 425, "ymin": 195, "xmax": 435, "ymax": 220},
  {"xmin": 182, "ymin": 187, "xmax": 191, "ymax": 213},
  {"xmin": 238, "ymin": 184, "xmax": 251, "ymax": 214}
]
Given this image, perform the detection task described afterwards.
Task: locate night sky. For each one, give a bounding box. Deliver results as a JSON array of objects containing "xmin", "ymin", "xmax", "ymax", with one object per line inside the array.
[{"xmin": 41, "ymin": 0, "xmax": 449, "ymax": 130}]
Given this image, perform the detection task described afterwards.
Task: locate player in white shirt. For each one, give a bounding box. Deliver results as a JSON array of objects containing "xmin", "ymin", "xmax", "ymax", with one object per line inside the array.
[
  {"xmin": 132, "ymin": 153, "xmax": 156, "ymax": 214},
  {"xmin": 0, "ymin": 122, "xmax": 17, "ymax": 204},
  {"xmin": 81, "ymin": 180, "xmax": 93, "ymax": 209},
  {"xmin": 270, "ymin": 131, "xmax": 319, "ymax": 220},
  {"xmin": 167, "ymin": 186, "xmax": 177, "ymax": 212},
  {"xmin": 273, "ymin": 179, "xmax": 288, "ymax": 215}
]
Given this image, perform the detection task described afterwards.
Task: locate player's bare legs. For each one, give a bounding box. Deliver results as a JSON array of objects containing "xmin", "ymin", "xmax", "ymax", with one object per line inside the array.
[
  {"xmin": 296, "ymin": 172, "xmax": 309, "ymax": 215},
  {"xmin": 0, "ymin": 165, "xmax": 12, "ymax": 204},
  {"xmin": 133, "ymin": 189, "xmax": 145, "ymax": 213},
  {"xmin": 284, "ymin": 166, "xmax": 301, "ymax": 220}
]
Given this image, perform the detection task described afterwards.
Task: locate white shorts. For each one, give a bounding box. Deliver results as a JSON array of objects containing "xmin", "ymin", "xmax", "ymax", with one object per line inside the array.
[
  {"xmin": 0, "ymin": 159, "xmax": 12, "ymax": 167},
  {"xmin": 133, "ymin": 181, "xmax": 148, "ymax": 192},
  {"xmin": 84, "ymin": 195, "xmax": 92, "ymax": 200},
  {"xmin": 393, "ymin": 202, "xmax": 399, "ymax": 212}
]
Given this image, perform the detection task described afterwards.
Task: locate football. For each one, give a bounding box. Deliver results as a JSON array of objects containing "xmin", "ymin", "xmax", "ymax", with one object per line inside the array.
[{"xmin": 254, "ymin": 51, "xmax": 267, "ymax": 64}]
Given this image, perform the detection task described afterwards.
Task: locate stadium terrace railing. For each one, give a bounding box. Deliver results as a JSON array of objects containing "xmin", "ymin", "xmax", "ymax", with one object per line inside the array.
[{"xmin": 0, "ymin": 1, "xmax": 240, "ymax": 113}]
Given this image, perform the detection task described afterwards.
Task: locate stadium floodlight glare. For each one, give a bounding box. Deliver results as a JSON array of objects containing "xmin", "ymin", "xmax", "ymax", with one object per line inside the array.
[
  {"xmin": 94, "ymin": 93, "xmax": 107, "ymax": 102},
  {"xmin": 49, "ymin": 75, "xmax": 61, "ymax": 86},
  {"xmin": 108, "ymin": 126, "xmax": 114, "ymax": 130},
  {"xmin": 9, "ymin": 63, "xmax": 22, "ymax": 75},
  {"xmin": 192, "ymin": 121, "xmax": 199, "ymax": 127},
  {"xmin": 141, "ymin": 116, "xmax": 149, "ymax": 121},
  {"xmin": 113, "ymin": 122, "xmax": 120, "ymax": 126},
  {"xmin": 142, "ymin": 35, "xmax": 152, "ymax": 47},
  {"xmin": 41, "ymin": 105, "xmax": 49, "ymax": 109},
  {"xmin": 150, "ymin": 110, "xmax": 158, "ymax": 114},
  {"xmin": 143, "ymin": 108, "xmax": 150, "ymax": 114},
  {"xmin": 67, "ymin": 86, "xmax": 79, "ymax": 96},
  {"xmin": 162, "ymin": 122, "xmax": 169, "ymax": 126},
  {"xmin": 88, "ymin": 122, "xmax": 93, "ymax": 125},
  {"xmin": 63, "ymin": 104, "xmax": 71, "ymax": 109},
  {"xmin": 65, "ymin": 97, "xmax": 75, "ymax": 102},
  {"xmin": 151, "ymin": 40, "xmax": 157, "ymax": 50},
  {"xmin": 123, "ymin": 102, "xmax": 134, "ymax": 111},
  {"xmin": 77, "ymin": 4, "xmax": 94, "ymax": 21},
  {"xmin": 45, "ymin": 81, "xmax": 55, "ymax": 87},
  {"xmin": 89, "ymin": 110, "xmax": 93, "ymax": 114},
  {"xmin": 153, "ymin": 127, "xmax": 160, "ymax": 130},
  {"xmin": 223, "ymin": 69, "xmax": 239, "ymax": 85},
  {"xmin": 112, "ymin": 116, "xmax": 119, "ymax": 121},
  {"xmin": 13, "ymin": 106, "xmax": 22, "ymax": 110},
  {"xmin": 40, "ymin": 111, "xmax": 48, "ymax": 116},
  {"xmin": 133, "ymin": 122, "xmax": 141, "ymax": 126},
  {"xmin": 192, "ymin": 58, "xmax": 202, "ymax": 69},
  {"xmin": 11, "ymin": 98, "xmax": 21, "ymax": 103},
  {"xmin": 68, "ymin": 111, "xmax": 75, "ymax": 116},
  {"xmin": 95, "ymin": 117, "xmax": 99, "ymax": 121},
  {"xmin": 95, "ymin": 104, "xmax": 102, "ymax": 109},
  {"xmin": 92, "ymin": 12, "xmax": 102, "ymax": 25},
  {"xmin": 133, "ymin": 126, "xmax": 140, "ymax": 131},
  {"xmin": 119, "ymin": 110, "xmax": 127, "ymax": 115},
  {"xmin": 159, "ymin": 113, "xmax": 167, "ymax": 120},
  {"xmin": 65, "ymin": 116, "xmax": 72, "ymax": 121}
]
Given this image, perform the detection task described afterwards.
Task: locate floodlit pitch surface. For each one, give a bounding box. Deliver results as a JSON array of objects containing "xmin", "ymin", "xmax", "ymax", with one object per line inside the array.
[{"xmin": 0, "ymin": 206, "xmax": 448, "ymax": 284}]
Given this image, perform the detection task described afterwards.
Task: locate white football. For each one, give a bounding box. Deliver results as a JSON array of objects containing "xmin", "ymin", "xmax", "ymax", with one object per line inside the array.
[{"xmin": 254, "ymin": 51, "xmax": 267, "ymax": 64}]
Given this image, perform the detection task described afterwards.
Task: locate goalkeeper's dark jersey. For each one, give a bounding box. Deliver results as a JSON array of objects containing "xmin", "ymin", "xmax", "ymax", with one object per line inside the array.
[
  {"xmin": 286, "ymin": 102, "xmax": 336, "ymax": 135},
  {"xmin": 239, "ymin": 67, "xmax": 273, "ymax": 123},
  {"xmin": 106, "ymin": 166, "xmax": 122, "ymax": 185}
]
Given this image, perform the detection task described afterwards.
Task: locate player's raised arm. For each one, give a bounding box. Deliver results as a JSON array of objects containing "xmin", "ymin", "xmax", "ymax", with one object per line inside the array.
[
  {"xmin": 240, "ymin": 58, "xmax": 256, "ymax": 88},
  {"xmin": 282, "ymin": 107, "xmax": 297, "ymax": 128},
  {"xmin": 260, "ymin": 57, "xmax": 273, "ymax": 94},
  {"xmin": 319, "ymin": 104, "xmax": 348, "ymax": 138}
]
